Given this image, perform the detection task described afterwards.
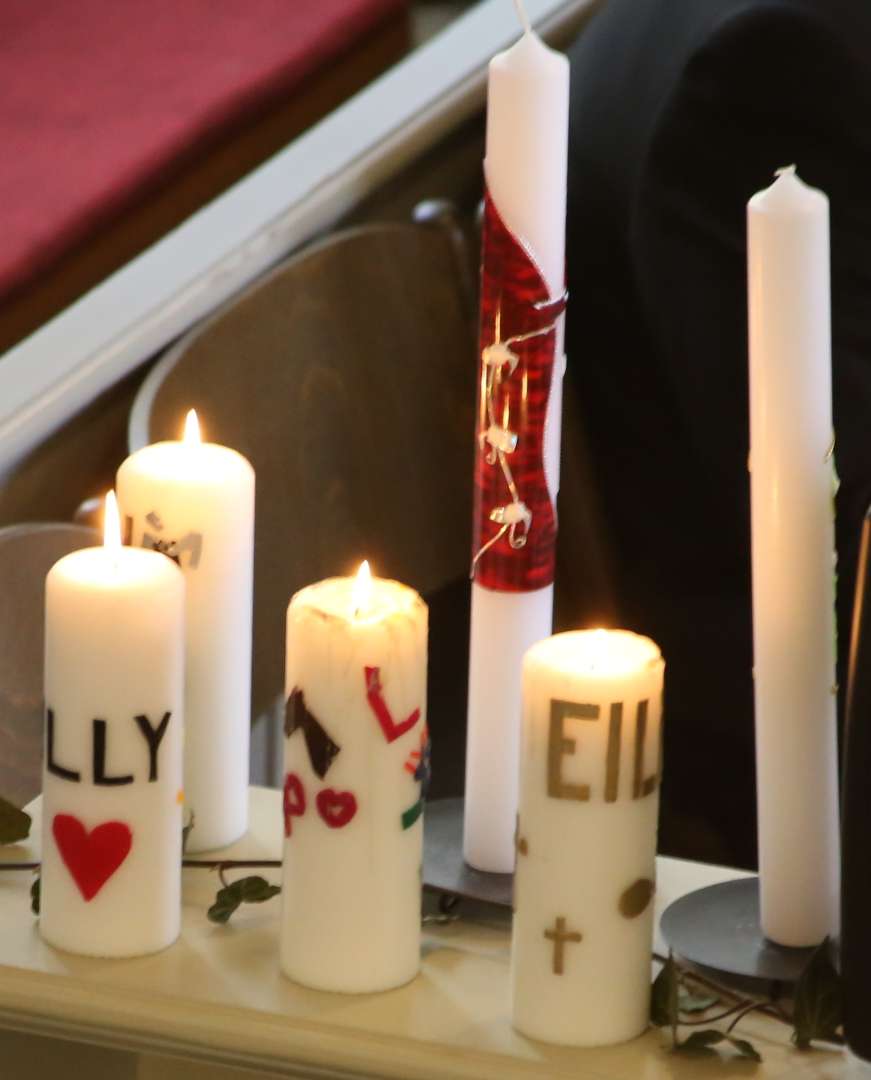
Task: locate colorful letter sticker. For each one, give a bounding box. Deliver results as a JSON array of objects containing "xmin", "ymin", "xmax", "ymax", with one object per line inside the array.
[
  {"xmin": 365, "ymin": 667, "xmax": 420, "ymax": 743},
  {"xmin": 283, "ymin": 773, "xmax": 306, "ymax": 838},
  {"xmin": 401, "ymin": 726, "xmax": 431, "ymax": 831},
  {"xmin": 284, "ymin": 687, "xmax": 341, "ymax": 779}
]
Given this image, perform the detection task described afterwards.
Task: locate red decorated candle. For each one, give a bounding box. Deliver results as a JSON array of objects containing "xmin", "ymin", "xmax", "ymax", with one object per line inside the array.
[
  {"xmin": 280, "ymin": 562, "xmax": 429, "ymax": 992},
  {"xmin": 465, "ymin": 5, "xmax": 570, "ymax": 874}
]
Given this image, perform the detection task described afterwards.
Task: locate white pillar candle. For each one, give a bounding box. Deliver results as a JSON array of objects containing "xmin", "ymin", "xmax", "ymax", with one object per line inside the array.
[
  {"xmin": 747, "ymin": 166, "xmax": 840, "ymax": 946},
  {"xmin": 40, "ymin": 494, "xmax": 184, "ymax": 958},
  {"xmin": 465, "ymin": 1, "xmax": 570, "ymax": 874},
  {"xmin": 281, "ymin": 562, "xmax": 428, "ymax": 993},
  {"xmin": 512, "ymin": 629, "xmax": 664, "ymax": 1046},
  {"xmin": 117, "ymin": 410, "xmax": 255, "ymax": 853}
]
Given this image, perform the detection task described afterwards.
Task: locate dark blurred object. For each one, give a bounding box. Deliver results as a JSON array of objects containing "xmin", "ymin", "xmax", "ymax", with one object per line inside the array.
[
  {"xmin": 842, "ymin": 506, "xmax": 871, "ymax": 1061},
  {"xmin": 0, "ymin": 523, "xmax": 98, "ymax": 806},
  {"xmin": 566, "ymin": 0, "xmax": 871, "ymax": 867}
]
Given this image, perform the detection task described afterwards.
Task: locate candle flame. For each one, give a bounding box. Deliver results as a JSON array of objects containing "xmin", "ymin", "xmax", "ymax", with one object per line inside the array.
[
  {"xmin": 104, "ymin": 491, "xmax": 122, "ymax": 551},
  {"xmin": 183, "ymin": 408, "xmax": 201, "ymax": 445},
  {"xmin": 352, "ymin": 560, "xmax": 373, "ymax": 617}
]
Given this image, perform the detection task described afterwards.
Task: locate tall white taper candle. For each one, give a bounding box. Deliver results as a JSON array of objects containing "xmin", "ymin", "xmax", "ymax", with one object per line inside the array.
[
  {"xmin": 748, "ymin": 166, "xmax": 840, "ymax": 946},
  {"xmin": 464, "ymin": 2, "xmax": 569, "ymax": 874}
]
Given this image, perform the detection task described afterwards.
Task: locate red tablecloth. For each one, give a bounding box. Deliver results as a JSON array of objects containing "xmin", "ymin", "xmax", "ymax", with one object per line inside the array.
[{"xmin": 0, "ymin": 0, "xmax": 406, "ymax": 298}]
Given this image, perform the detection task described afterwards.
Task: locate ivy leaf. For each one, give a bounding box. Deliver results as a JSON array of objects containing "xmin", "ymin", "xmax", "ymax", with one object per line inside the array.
[
  {"xmin": 651, "ymin": 952, "xmax": 680, "ymax": 1028},
  {"xmin": 793, "ymin": 937, "xmax": 843, "ymax": 1050},
  {"xmin": 207, "ymin": 875, "xmax": 280, "ymax": 925},
  {"xmin": 30, "ymin": 875, "xmax": 40, "ymax": 916},
  {"xmin": 677, "ymin": 1030, "xmax": 761, "ymax": 1062},
  {"xmin": 726, "ymin": 1035, "xmax": 763, "ymax": 1062},
  {"xmin": 0, "ymin": 796, "xmax": 31, "ymax": 845},
  {"xmin": 677, "ymin": 1029, "xmax": 723, "ymax": 1056},
  {"xmin": 679, "ymin": 987, "xmax": 720, "ymax": 1014}
]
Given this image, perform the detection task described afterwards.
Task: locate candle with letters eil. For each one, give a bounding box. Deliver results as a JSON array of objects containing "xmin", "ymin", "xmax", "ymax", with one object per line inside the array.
[
  {"xmin": 281, "ymin": 562, "xmax": 428, "ymax": 992},
  {"xmin": 40, "ymin": 493, "xmax": 184, "ymax": 957},
  {"xmin": 117, "ymin": 410, "xmax": 255, "ymax": 853},
  {"xmin": 748, "ymin": 166, "xmax": 840, "ymax": 946},
  {"xmin": 465, "ymin": 0, "xmax": 570, "ymax": 873},
  {"xmin": 512, "ymin": 630, "xmax": 664, "ymax": 1046}
]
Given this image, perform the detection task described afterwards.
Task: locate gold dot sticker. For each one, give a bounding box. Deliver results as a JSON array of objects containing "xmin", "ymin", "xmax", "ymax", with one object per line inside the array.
[
  {"xmin": 176, "ymin": 789, "xmax": 185, "ymax": 805},
  {"xmin": 619, "ymin": 878, "xmax": 655, "ymax": 919}
]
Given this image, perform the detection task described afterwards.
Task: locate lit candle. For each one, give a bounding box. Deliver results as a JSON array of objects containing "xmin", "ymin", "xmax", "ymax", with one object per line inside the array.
[
  {"xmin": 281, "ymin": 562, "xmax": 428, "ymax": 992},
  {"xmin": 465, "ymin": 0, "xmax": 570, "ymax": 872},
  {"xmin": 40, "ymin": 493, "xmax": 185, "ymax": 957},
  {"xmin": 748, "ymin": 167, "xmax": 840, "ymax": 946},
  {"xmin": 117, "ymin": 410, "xmax": 255, "ymax": 853},
  {"xmin": 511, "ymin": 629, "xmax": 664, "ymax": 1046}
]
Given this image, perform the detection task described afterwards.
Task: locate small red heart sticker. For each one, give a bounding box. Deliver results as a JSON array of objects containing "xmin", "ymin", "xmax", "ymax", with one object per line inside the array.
[
  {"xmin": 316, "ymin": 788, "xmax": 357, "ymax": 829},
  {"xmin": 52, "ymin": 814, "xmax": 133, "ymax": 902}
]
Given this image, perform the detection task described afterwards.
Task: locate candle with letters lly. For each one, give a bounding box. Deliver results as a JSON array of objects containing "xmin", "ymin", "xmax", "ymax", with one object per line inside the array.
[
  {"xmin": 512, "ymin": 629, "xmax": 664, "ymax": 1046},
  {"xmin": 117, "ymin": 409, "xmax": 255, "ymax": 853},
  {"xmin": 40, "ymin": 493, "xmax": 184, "ymax": 957},
  {"xmin": 280, "ymin": 562, "xmax": 429, "ymax": 992}
]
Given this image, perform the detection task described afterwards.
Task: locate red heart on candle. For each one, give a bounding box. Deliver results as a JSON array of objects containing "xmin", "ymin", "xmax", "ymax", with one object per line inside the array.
[
  {"xmin": 52, "ymin": 814, "xmax": 133, "ymax": 902},
  {"xmin": 316, "ymin": 789, "xmax": 357, "ymax": 829}
]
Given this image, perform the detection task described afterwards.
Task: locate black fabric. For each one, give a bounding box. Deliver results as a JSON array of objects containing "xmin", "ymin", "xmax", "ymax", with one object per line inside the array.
[{"xmin": 566, "ymin": 0, "xmax": 871, "ymax": 867}]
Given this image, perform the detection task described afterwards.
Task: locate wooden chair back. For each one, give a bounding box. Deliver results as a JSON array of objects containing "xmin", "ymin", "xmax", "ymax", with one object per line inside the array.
[{"xmin": 129, "ymin": 222, "xmax": 478, "ymax": 792}]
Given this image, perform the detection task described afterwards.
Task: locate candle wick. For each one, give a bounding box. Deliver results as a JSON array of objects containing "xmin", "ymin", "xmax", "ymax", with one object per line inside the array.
[{"xmin": 513, "ymin": 0, "xmax": 532, "ymax": 33}]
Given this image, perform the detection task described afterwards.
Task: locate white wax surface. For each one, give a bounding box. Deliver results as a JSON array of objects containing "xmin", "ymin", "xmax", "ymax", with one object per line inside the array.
[
  {"xmin": 512, "ymin": 630, "xmax": 663, "ymax": 1046},
  {"xmin": 117, "ymin": 440, "xmax": 255, "ymax": 853},
  {"xmin": 281, "ymin": 576, "xmax": 427, "ymax": 993},
  {"xmin": 486, "ymin": 31, "xmax": 568, "ymax": 298},
  {"xmin": 464, "ymin": 25, "xmax": 570, "ymax": 874},
  {"xmin": 41, "ymin": 546, "xmax": 184, "ymax": 958},
  {"xmin": 464, "ymin": 583, "xmax": 553, "ymax": 872},
  {"xmin": 747, "ymin": 169, "xmax": 840, "ymax": 947}
]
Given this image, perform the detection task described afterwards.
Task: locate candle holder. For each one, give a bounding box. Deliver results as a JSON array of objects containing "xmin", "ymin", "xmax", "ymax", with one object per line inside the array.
[
  {"xmin": 660, "ymin": 878, "xmax": 815, "ymax": 986},
  {"xmin": 423, "ymin": 797, "xmax": 513, "ymax": 908}
]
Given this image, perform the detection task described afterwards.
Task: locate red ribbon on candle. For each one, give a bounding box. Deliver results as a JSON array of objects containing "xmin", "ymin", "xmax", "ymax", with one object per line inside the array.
[{"xmin": 471, "ymin": 186, "xmax": 566, "ymax": 592}]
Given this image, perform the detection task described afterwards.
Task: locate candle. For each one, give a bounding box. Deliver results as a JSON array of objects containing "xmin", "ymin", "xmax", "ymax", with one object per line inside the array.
[
  {"xmin": 117, "ymin": 409, "xmax": 255, "ymax": 853},
  {"xmin": 747, "ymin": 167, "xmax": 840, "ymax": 946},
  {"xmin": 40, "ymin": 493, "xmax": 184, "ymax": 957},
  {"xmin": 281, "ymin": 562, "xmax": 428, "ymax": 992},
  {"xmin": 465, "ymin": 2, "xmax": 570, "ymax": 873},
  {"xmin": 511, "ymin": 629, "xmax": 664, "ymax": 1046}
]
